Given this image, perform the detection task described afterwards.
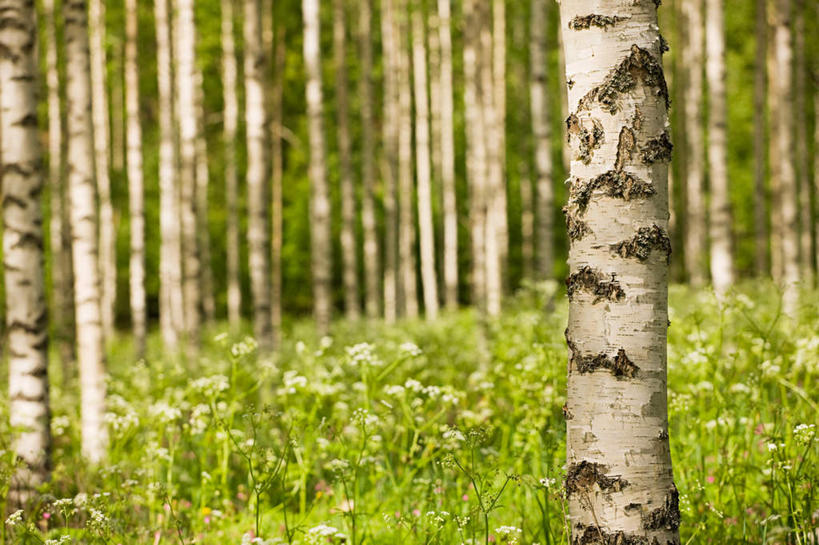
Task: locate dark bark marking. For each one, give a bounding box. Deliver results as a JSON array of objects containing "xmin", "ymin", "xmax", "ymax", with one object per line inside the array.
[
  {"xmin": 569, "ymin": 15, "xmax": 626, "ymax": 30},
  {"xmin": 569, "ymin": 171, "xmax": 655, "ymax": 214},
  {"xmin": 566, "ymin": 266, "xmax": 625, "ymax": 303},
  {"xmin": 564, "ymin": 207, "xmax": 592, "ymax": 241},
  {"xmin": 576, "ymin": 44, "xmax": 669, "ymax": 115},
  {"xmin": 572, "ymin": 525, "xmax": 661, "ymax": 545},
  {"xmin": 615, "ymin": 126, "xmax": 636, "ymax": 170},
  {"xmin": 571, "ymin": 347, "xmax": 639, "ymax": 378},
  {"xmin": 565, "ymin": 461, "xmax": 628, "ymax": 498},
  {"xmin": 611, "ymin": 224, "xmax": 671, "ymax": 262},
  {"xmin": 567, "ymin": 114, "xmax": 605, "ymax": 164},
  {"xmin": 643, "ymin": 486, "xmax": 681, "ymax": 531},
  {"xmin": 640, "ymin": 131, "xmax": 673, "ymax": 164}
]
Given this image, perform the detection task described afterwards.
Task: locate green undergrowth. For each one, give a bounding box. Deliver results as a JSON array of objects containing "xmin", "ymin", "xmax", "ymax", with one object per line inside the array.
[{"xmin": 1, "ymin": 281, "xmax": 817, "ymax": 544}]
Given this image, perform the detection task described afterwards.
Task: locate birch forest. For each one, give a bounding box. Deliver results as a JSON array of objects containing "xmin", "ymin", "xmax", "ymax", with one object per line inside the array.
[{"xmin": 1, "ymin": 0, "xmax": 818, "ymax": 543}]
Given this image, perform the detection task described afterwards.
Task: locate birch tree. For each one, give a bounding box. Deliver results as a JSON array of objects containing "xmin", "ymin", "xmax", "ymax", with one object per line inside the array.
[
  {"xmin": 194, "ymin": 69, "xmax": 215, "ymax": 323},
  {"xmin": 381, "ymin": 0, "xmax": 399, "ymax": 322},
  {"xmin": 89, "ymin": 0, "xmax": 116, "ymax": 339},
  {"xmin": 155, "ymin": 0, "xmax": 184, "ymax": 347},
  {"xmin": 437, "ymin": 0, "xmax": 458, "ymax": 308},
  {"xmin": 125, "ymin": 0, "xmax": 146, "ymax": 356},
  {"xmin": 559, "ymin": 1, "xmax": 680, "ymax": 541},
  {"xmin": 411, "ymin": 6, "xmax": 439, "ymax": 320},
  {"xmin": 333, "ymin": 0, "xmax": 360, "ymax": 320},
  {"xmin": 303, "ymin": 0, "xmax": 333, "ymax": 333},
  {"xmin": 753, "ymin": 0, "xmax": 768, "ymax": 276},
  {"xmin": 705, "ymin": 0, "xmax": 734, "ymax": 297},
  {"xmin": 492, "ymin": 0, "xmax": 509, "ymax": 276},
  {"xmin": 794, "ymin": 0, "xmax": 811, "ymax": 280},
  {"xmin": 1, "ymin": 0, "xmax": 51, "ymax": 503},
  {"xmin": 65, "ymin": 0, "xmax": 108, "ymax": 463}
]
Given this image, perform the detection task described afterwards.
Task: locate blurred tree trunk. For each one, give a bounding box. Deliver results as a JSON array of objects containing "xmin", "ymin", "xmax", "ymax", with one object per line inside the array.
[
  {"xmin": 412, "ymin": 6, "xmax": 439, "ymax": 321},
  {"xmin": 397, "ymin": 0, "xmax": 418, "ymax": 318},
  {"xmin": 463, "ymin": 0, "xmax": 487, "ymax": 309},
  {"xmin": 555, "ymin": 7, "xmax": 569, "ymax": 173},
  {"xmin": 815, "ymin": 24, "xmax": 819, "ymax": 281},
  {"xmin": 222, "ymin": 0, "xmax": 241, "ymax": 328},
  {"xmin": 520, "ymin": 161, "xmax": 535, "ymax": 281},
  {"xmin": 174, "ymin": 0, "xmax": 202, "ymax": 341},
  {"xmin": 428, "ymin": 11, "xmax": 442, "ymax": 196},
  {"xmin": 64, "ymin": 0, "xmax": 108, "ymax": 463},
  {"xmin": 359, "ymin": 0, "xmax": 381, "ymax": 318},
  {"xmin": 303, "ymin": 0, "xmax": 333, "ymax": 334},
  {"xmin": 794, "ymin": 0, "xmax": 811, "ymax": 281},
  {"xmin": 767, "ymin": 0, "xmax": 783, "ymax": 282},
  {"xmin": 753, "ymin": 0, "xmax": 769, "ymax": 276},
  {"xmin": 244, "ymin": 0, "xmax": 273, "ymax": 348},
  {"xmin": 492, "ymin": 0, "xmax": 508, "ymax": 282},
  {"xmin": 89, "ymin": 0, "xmax": 116, "ymax": 339},
  {"xmin": 705, "ymin": 0, "xmax": 734, "ymax": 297},
  {"xmin": 559, "ymin": 2, "xmax": 679, "ymax": 542},
  {"xmin": 1, "ymin": 0, "xmax": 51, "ymax": 504},
  {"xmin": 194, "ymin": 69, "xmax": 215, "ymax": 323},
  {"xmin": 530, "ymin": 0, "xmax": 553, "ymax": 282},
  {"xmin": 437, "ymin": 0, "xmax": 458, "ymax": 308},
  {"xmin": 44, "ymin": 0, "xmax": 76, "ymax": 369},
  {"xmin": 155, "ymin": 0, "xmax": 184, "ymax": 347},
  {"xmin": 771, "ymin": 0, "xmax": 799, "ymax": 315},
  {"xmin": 381, "ymin": 0, "xmax": 399, "ymax": 322},
  {"xmin": 125, "ymin": 0, "xmax": 146, "ymax": 357},
  {"xmin": 334, "ymin": 0, "xmax": 360, "ymax": 320},
  {"xmin": 682, "ymin": 0, "xmax": 707, "ymax": 287}
]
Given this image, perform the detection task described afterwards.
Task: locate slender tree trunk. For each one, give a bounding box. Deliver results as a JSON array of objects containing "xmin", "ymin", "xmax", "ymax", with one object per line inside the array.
[
  {"xmin": 520, "ymin": 161, "xmax": 535, "ymax": 280},
  {"xmin": 303, "ymin": 0, "xmax": 333, "ymax": 334},
  {"xmin": 64, "ymin": 0, "xmax": 107, "ymax": 463},
  {"xmin": 705, "ymin": 0, "xmax": 734, "ymax": 297},
  {"xmin": 397, "ymin": 0, "xmax": 418, "ymax": 318},
  {"xmin": 463, "ymin": 0, "xmax": 487, "ymax": 309},
  {"xmin": 174, "ymin": 0, "xmax": 201, "ymax": 341},
  {"xmin": 359, "ymin": 0, "xmax": 380, "ymax": 318},
  {"xmin": 244, "ymin": 0, "xmax": 273, "ymax": 348},
  {"xmin": 194, "ymin": 69, "xmax": 215, "ymax": 323},
  {"xmin": 428, "ymin": 11, "xmax": 442, "ymax": 196},
  {"xmin": 771, "ymin": 0, "xmax": 799, "ymax": 315},
  {"xmin": 267, "ymin": 5, "xmax": 285, "ymax": 344},
  {"xmin": 221, "ymin": 0, "xmax": 241, "ymax": 328},
  {"xmin": 1, "ymin": 0, "xmax": 51, "ymax": 504},
  {"xmin": 753, "ymin": 0, "xmax": 769, "ymax": 276},
  {"xmin": 559, "ymin": 1, "xmax": 680, "ymax": 542},
  {"xmin": 794, "ymin": 0, "xmax": 811, "ymax": 281},
  {"xmin": 411, "ymin": 6, "xmax": 439, "ymax": 321},
  {"xmin": 125, "ymin": 0, "xmax": 146, "ymax": 357},
  {"xmin": 89, "ymin": 0, "xmax": 116, "ymax": 339},
  {"xmin": 492, "ymin": 0, "xmax": 509, "ymax": 281},
  {"xmin": 381, "ymin": 0, "xmax": 399, "ymax": 322},
  {"xmin": 555, "ymin": 8, "xmax": 570, "ymax": 173},
  {"xmin": 767, "ymin": 0, "xmax": 783, "ymax": 282},
  {"xmin": 156, "ymin": 0, "xmax": 184, "ymax": 348},
  {"xmin": 110, "ymin": 42, "xmax": 124, "ymax": 174},
  {"xmin": 44, "ymin": 0, "xmax": 75, "ymax": 369},
  {"xmin": 437, "ymin": 0, "xmax": 458, "ymax": 308},
  {"xmin": 530, "ymin": 0, "xmax": 553, "ymax": 281},
  {"xmin": 334, "ymin": 0, "xmax": 360, "ymax": 320}
]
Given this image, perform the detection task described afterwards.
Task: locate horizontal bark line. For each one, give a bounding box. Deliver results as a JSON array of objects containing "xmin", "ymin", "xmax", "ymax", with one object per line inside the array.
[
  {"xmin": 568, "ymin": 15, "xmax": 627, "ymax": 30},
  {"xmin": 566, "ymin": 266, "xmax": 625, "ymax": 303},
  {"xmin": 611, "ymin": 224, "xmax": 672, "ymax": 262},
  {"xmin": 567, "ymin": 341, "xmax": 640, "ymax": 378},
  {"xmin": 568, "ymin": 170, "xmax": 655, "ymax": 214},
  {"xmin": 565, "ymin": 460, "xmax": 629, "ymax": 498}
]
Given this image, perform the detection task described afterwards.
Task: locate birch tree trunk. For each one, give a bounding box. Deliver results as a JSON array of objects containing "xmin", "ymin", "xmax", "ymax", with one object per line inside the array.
[
  {"xmin": 492, "ymin": 0, "xmax": 509, "ymax": 279},
  {"xmin": 125, "ymin": 0, "xmax": 146, "ymax": 356},
  {"xmin": 333, "ymin": 0, "xmax": 360, "ymax": 320},
  {"xmin": 174, "ymin": 0, "xmax": 202, "ymax": 341},
  {"xmin": 155, "ymin": 0, "xmax": 184, "ymax": 348},
  {"xmin": 44, "ymin": 0, "xmax": 75, "ymax": 368},
  {"xmin": 753, "ymin": 0, "xmax": 769, "ymax": 276},
  {"xmin": 221, "ymin": 0, "xmax": 241, "ymax": 328},
  {"xmin": 437, "ymin": 0, "xmax": 458, "ymax": 308},
  {"xmin": 65, "ymin": 0, "xmax": 108, "ymax": 463},
  {"xmin": 89, "ymin": 0, "xmax": 116, "ymax": 340},
  {"xmin": 530, "ymin": 0, "xmax": 554, "ymax": 281},
  {"xmin": 411, "ymin": 6, "xmax": 439, "ymax": 321},
  {"xmin": 559, "ymin": 1, "xmax": 680, "ymax": 541},
  {"xmin": 794, "ymin": 0, "xmax": 811, "ymax": 280},
  {"xmin": 681, "ymin": 0, "xmax": 706, "ymax": 287},
  {"xmin": 267, "ymin": 4, "xmax": 285, "ymax": 344},
  {"xmin": 705, "ymin": 0, "xmax": 734, "ymax": 297},
  {"xmin": 766, "ymin": 0, "xmax": 783, "ymax": 282},
  {"xmin": 359, "ymin": 0, "xmax": 381, "ymax": 318},
  {"xmin": 520, "ymin": 161, "xmax": 535, "ymax": 280},
  {"xmin": 244, "ymin": 0, "xmax": 273, "ymax": 348},
  {"xmin": 815, "ymin": 44, "xmax": 819, "ymax": 281},
  {"xmin": 771, "ymin": 0, "xmax": 799, "ymax": 315},
  {"xmin": 303, "ymin": 0, "xmax": 333, "ymax": 334},
  {"xmin": 381, "ymin": 0, "xmax": 399, "ymax": 322},
  {"xmin": 194, "ymin": 69, "xmax": 215, "ymax": 323},
  {"xmin": 1, "ymin": 0, "xmax": 51, "ymax": 504},
  {"xmin": 397, "ymin": 0, "xmax": 418, "ymax": 318}
]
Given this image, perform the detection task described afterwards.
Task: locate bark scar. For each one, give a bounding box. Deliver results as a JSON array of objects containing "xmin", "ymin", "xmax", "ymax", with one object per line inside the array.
[
  {"xmin": 565, "ymin": 461, "xmax": 629, "ymax": 498},
  {"xmin": 566, "ymin": 266, "xmax": 625, "ymax": 303},
  {"xmin": 611, "ymin": 224, "xmax": 672, "ymax": 263}
]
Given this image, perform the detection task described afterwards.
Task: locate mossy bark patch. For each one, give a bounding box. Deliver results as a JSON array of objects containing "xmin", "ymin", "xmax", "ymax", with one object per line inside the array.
[
  {"xmin": 569, "ymin": 171, "xmax": 655, "ymax": 214},
  {"xmin": 611, "ymin": 224, "xmax": 671, "ymax": 262},
  {"xmin": 565, "ymin": 461, "xmax": 629, "ymax": 498},
  {"xmin": 569, "ymin": 14, "xmax": 626, "ymax": 30},
  {"xmin": 566, "ymin": 266, "xmax": 626, "ymax": 303},
  {"xmin": 643, "ymin": 486, "xmax": 681, "ymax": 531}
]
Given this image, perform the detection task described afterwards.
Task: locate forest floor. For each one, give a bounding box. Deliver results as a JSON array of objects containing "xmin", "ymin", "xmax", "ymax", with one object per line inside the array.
[{"xmin": 2, "ymin": 282, "xmax": 818, "ymax": 544}]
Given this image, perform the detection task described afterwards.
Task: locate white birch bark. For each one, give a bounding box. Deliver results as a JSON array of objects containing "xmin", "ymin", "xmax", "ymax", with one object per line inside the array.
[
  {"xmin": 155, "ymin": 0, "xmax": 184, "ymax": 347},
  {"xmin": 64, "ymin": 0, "xmax": 108, "ymax": 463},
  {"xmin": 1, "ymin": 0, "xmax": 51, "ymax": 503},
  {"xmin": 89, "ymin": 0, "xmax": 116, "ymax": 340},
  {"xmin": 303, "ymin": 0, "xmax": 333, "ymax": 333},
  {"xmin": 125, "ymin": 0, "xmax": 146, "ymax": 356},
  {"xmin": 334, "ymin": 0, "xmax": 360, "ymax": 320},
  {"xmin": 381, "ymin": 0, "xmax": 399, "ymax": 322},
  {"xmin": 559, "ymin": 1, "xmax": 679, "ymax": 541},
  {"xmin": 492, "ymin": 0, "xmax": 509, "ymax": 276},
  {"xmin": 359, "ymin": 0, "xmax": 380, "ymax": 318},
  {"xmin": 437, "ymin": 0, "xmax": 458, "ymax": 308},
  {"xmin": 411, "ymin": 6, "xmax": 439, "ymax": 321},
  {"xmin": 753, "ymin": 0, "xmax": 768, "ymax": 276},
  {"xmin": 194, "ymin": 69, "xmax": 215, "ymax": 323},
  {"xmin": 793, "ymin": 0, "xmax": 811, "ymax": 281},
  {"xmin": 705, "ymin": 0, "xmax": 734, "ymax": 297}
]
